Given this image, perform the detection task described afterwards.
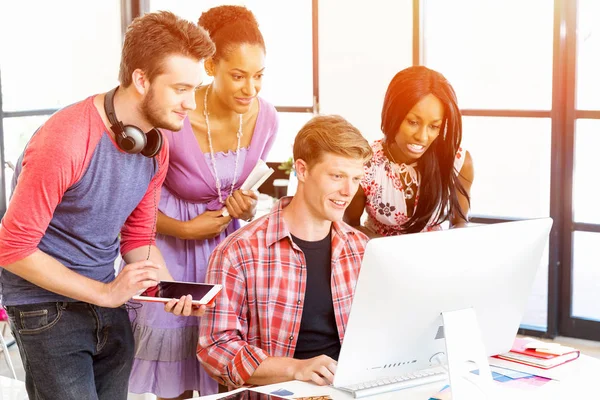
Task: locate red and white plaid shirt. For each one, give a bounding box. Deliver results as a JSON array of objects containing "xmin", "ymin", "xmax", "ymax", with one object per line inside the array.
[{"xmin": 197, "ymin": 197, "xmax": 369, "ymax": 387}]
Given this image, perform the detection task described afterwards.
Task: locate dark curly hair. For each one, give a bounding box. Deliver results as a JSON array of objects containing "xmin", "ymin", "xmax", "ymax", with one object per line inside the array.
[
  {"xmin": 381, "ymin": 66, "xmax": 469, "ymax": 233},
  {"xmin": 198, "ymin": 5, "xmax": 265, "ymax": 62}
]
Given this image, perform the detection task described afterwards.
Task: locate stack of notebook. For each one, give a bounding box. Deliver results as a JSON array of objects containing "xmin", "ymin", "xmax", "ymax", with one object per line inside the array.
[{"xmin": 495, "ymin": 337, "xmax": 580, "ymax": 369}]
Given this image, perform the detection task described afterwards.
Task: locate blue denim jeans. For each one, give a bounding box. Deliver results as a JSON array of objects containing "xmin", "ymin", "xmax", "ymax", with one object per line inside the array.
[{"xmin": 6, "ymin": 302, "xmax": 134, "ymax": 400}]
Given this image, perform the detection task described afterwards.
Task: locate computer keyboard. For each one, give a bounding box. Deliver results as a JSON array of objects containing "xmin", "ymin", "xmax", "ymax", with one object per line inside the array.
[{"xmin": 336, "ymin": 367, "xmax": 447, "ymax": 398}]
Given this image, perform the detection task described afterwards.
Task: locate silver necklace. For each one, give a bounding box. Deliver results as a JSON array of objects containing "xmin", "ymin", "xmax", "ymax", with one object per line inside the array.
[
  {"xmin": 386, "ymin": 141, "xmax": 418, "ymax": 200},
  {"xmin": 204, "ymin": 85, "xmax": 243, "ymax": 204}
]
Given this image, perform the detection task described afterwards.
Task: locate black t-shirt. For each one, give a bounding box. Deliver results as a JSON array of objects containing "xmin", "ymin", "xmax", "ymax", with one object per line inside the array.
[{"xmin": 291, "ymin": 231, "xmax": 341, "ymax": 361}]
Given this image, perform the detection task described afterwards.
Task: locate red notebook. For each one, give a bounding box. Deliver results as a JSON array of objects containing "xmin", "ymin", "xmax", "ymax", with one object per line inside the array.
[{"xmin": 494, "ymin": 338, "xmax": 580, "ymax": 369}]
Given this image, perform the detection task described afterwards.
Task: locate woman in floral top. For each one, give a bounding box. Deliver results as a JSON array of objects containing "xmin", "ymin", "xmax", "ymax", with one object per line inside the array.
[{"xmin": 345, "ymin": 66, "xmax": 474, "ymax": 236}]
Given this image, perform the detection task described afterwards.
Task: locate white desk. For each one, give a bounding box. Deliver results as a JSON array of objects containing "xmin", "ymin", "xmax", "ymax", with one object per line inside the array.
[{"xmin": 192, "ymin": 355, "xmax": 600, "ymax": 400}]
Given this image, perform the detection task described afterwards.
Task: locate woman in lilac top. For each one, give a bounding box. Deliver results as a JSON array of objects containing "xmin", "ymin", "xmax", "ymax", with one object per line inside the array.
[{"xmin": 128, "ymin": 6, "xmax": 278, "ymax": 400}]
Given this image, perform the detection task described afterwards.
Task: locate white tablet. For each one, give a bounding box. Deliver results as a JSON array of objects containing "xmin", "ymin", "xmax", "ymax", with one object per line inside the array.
[{"xmin": 132, "ymin": 280, "xmax": 222, "ymax": 306}]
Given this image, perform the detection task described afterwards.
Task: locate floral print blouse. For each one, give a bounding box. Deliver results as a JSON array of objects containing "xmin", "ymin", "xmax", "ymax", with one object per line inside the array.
[{"xmin": 361, "ymin": 139, "xmax": 466, "ymax": 236}]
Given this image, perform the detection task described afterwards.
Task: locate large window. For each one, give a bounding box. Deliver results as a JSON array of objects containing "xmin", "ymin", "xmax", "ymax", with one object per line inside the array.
[
  {"xmin": 1, "ymin": 0, "xmax": 597, "ymax": 342},
  {"xmin": 573, "ymin": 121, "xmax": 600, "ymax": 225},
  {"xmin": 576, "ymin": 0, "xmax": 600, "ymax": 110},
  {"xmin": 423, "ymin": 0, "xmax": 600, "ymax": 339},
  {"xmin": 0, "ymin": 1, "xmax": 122, "ymax": 215},
  {"xmin": 461, "ymin": 117, "xmax": 552, "ymax": 219},
  {"xmin": 0, "ymin": 0, "xmax": 316, "ymax": 216},
  {"xmin": 423, "ymin": 0, "xmax": 554, "ymax": 111},
  {"xmin": 423, "ymin": 0, "xmax": 555, "ymax": 332},
  {"xmin": 563, "ymin": 0, "xmax": 600, "ymax": 338},
  {"xmin": 2, "ymin": 116, "xmax": 51, "ymax": 197},
  {"xmin": 0, "ymin": 2, "xmax": 121, "ymax": 111}
]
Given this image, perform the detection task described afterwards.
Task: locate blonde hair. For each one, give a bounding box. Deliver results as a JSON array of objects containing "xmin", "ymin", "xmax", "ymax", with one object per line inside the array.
[{"xmin": 293, "ymin": 115, "xmax": 372, "ymax": 167}]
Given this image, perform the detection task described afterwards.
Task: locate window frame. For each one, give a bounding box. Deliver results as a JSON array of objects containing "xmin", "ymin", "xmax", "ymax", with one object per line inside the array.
[
  {"xmin": 0, "ymin": 0, "xmax": 319, "ymax": 217},
  {"xmin": 0, "ymin": 0, "xmax": 135, "ymax": 219},
  {"xmin": 419, "ymin": 0, "xmax": 600, "ymax": 341}
]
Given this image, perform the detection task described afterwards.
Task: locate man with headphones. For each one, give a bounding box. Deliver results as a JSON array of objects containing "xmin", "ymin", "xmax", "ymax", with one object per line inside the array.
[{"xmin": 0, "ymin": 11, "xmax": 215, "ymax": 400}]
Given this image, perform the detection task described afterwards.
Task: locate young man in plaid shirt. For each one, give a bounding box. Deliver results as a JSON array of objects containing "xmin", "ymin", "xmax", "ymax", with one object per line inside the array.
[{"xmin": 198, "ymin": 115, "xmax": 373, "ymax": 388}]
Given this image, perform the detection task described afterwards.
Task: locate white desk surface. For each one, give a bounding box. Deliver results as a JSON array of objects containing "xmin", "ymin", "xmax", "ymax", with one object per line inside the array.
[{"xmin": 191, "ymin": 355, "xmax": 600, "ymax": 400}]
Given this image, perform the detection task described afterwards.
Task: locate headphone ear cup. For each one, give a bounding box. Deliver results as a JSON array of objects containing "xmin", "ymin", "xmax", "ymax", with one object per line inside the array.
[
  {"xmin": 141, "ymin": 128, "xmax": 163, "ymax": 158},
  {"xmin": 118, "ymin": 125, "xmax": 147, "ymax": 154}
]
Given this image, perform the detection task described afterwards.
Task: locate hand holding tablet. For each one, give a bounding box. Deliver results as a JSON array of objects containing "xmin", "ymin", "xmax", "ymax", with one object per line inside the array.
[{"xmin": 132, "ymin": 280, "xmax": 222, "ymax": 306}]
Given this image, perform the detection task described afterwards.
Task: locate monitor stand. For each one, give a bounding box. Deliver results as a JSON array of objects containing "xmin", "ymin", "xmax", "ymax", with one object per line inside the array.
[{"xmin": 442, "ymin": 308, "xmax": 495, "ymax": 399}]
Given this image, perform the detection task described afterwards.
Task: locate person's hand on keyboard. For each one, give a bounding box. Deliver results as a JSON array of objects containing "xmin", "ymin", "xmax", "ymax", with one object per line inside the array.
[{"xmin": 292, "ymin": 355, "xmax": 337, "ymax": 386}]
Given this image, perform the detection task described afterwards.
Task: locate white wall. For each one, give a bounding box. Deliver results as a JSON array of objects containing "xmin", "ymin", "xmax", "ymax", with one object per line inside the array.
[{"xmin": 318, "ymin": 0, "xmax": 413, "ymax": 143}]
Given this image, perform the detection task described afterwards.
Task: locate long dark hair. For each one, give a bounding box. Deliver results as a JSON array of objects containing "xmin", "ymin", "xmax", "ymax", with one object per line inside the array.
[{"xmin": 381, "ymin": 66, "xmax": 469, "ymax": 233}]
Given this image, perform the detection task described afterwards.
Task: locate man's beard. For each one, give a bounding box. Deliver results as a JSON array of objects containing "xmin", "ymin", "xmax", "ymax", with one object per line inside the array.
[{"xmin": 140, "ymin": 88, "xmax": 183, "ymax": 132}]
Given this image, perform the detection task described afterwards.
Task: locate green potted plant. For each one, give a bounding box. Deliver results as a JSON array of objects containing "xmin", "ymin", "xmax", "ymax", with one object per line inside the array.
[{"xmin": 277, "ymin": 157, "xmax": 294, "ymax": 175}]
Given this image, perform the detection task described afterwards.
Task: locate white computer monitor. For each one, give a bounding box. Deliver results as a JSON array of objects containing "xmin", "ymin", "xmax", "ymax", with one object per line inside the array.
[{"xmin": 333, "ymin": 218, "xmax": 553, "ymax": 391}]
